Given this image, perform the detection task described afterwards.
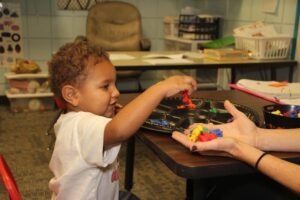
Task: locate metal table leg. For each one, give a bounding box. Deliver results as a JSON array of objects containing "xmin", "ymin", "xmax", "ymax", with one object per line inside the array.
[
  {"xmin": 124, "ymin": 136, "xmax": 135, "ymax": 191},
  {"xmin": 186, "ymin": 179, "xmax": 208, "ymax": 200}
]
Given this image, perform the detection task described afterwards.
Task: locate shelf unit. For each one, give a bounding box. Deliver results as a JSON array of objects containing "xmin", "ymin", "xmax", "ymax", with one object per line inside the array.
[
  {"xmin": 5, "ymin": 72, "xmax": 54, "ymax": 112},
  {"xmin": 178, "ymin": 15, "xmax": 220, "ymax": 40}
]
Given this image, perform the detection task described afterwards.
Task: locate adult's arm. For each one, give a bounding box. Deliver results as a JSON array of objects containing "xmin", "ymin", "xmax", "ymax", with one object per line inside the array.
[
  {"xmin": 256, "ymin": 128, "xmax": 300, "ymax": 152},
  {"xmin": 234, "ymin": 141, "xmax": 300, "ymax": 195},
  {"xmin": 172, "ymin": 131, "xmax": 300, "ymax": 195}
]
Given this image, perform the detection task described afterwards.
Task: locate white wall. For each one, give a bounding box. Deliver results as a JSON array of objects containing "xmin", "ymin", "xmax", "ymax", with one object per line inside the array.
[
  {"xmin": 202, "ymin": 0, "xmax": 297, "ymax": 81},
  {"xmin": 0, "ymin": 0, "xmax": 298, "ymax": 94},
  {"xmin": 294, "ymin": 20, "xmax": 300, "ymax": 82}
]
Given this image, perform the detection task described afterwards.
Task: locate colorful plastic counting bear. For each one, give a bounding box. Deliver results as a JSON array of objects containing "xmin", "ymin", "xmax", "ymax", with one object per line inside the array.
[
  {"xmin": 271, "ymin": 109, "xmax": 300, "ymax": 118},
  {"xmin": 149, "ymin": 119, "xmax": 169, "ymax": 126},
  {"xmin": 180, "ymin": 90, "xmax": 196, "ymax": 109},
  {"xmin": 188, "ymin": 124, "xmax": 223, "ymax": 142}
]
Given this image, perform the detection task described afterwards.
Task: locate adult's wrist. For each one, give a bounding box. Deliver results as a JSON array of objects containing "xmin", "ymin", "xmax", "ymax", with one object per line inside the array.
[
  {"xmin": 231, "ymin": 140, "xmax": 264, "ymax": 167},
  {"xmin": 255, "ymin": 127, "xmax": 267, "ymax": 150},
  {"xmin": 229, "ymin": 139, "xmax": 244, "ymax": 158}
]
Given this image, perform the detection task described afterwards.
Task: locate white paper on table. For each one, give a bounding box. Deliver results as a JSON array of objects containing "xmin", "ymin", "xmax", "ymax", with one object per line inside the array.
[
  {"xmin": 237, "ymin": 79, "xmax": 300, "ymax": 99},
  {"xmin": 143, "ymin": 58, "xmax": 194, "ymax": 65},
  {"xmin": 109, "ymin": 54, "xmax": 136, "ymax": 61},
  {"xmin": 280, "ymin": 99, "xmax": 300, "ymax": 106},
  {"xmin": 183, "ymin": 51, "xmax": 205, "ymax": 59},
  {"xmin": 142, "ymin": 54, "xmax": 184, "ymax": 59}
]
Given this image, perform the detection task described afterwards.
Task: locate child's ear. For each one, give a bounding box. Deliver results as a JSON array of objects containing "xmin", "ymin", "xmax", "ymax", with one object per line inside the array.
[{"xmin": 61, "ymin": 85, "xmax": 79, "ymax": 106}]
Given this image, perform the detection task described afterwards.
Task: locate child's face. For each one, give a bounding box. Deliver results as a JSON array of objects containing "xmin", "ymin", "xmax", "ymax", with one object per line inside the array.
[{"xmin": 76, "ymin": 57, "xmax": 120, "ymax": 117}]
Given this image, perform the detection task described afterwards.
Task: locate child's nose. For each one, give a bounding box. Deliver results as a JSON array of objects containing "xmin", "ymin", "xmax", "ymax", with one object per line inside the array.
[{"xmin": 112, "ymin": 85, "xmax": 120, "ymax": 98}]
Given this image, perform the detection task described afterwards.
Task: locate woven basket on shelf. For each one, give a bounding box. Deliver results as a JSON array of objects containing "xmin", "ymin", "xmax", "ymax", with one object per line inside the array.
[{"xmin": 57, "ymin": 0, "xmax": 104, "ymax": 10}]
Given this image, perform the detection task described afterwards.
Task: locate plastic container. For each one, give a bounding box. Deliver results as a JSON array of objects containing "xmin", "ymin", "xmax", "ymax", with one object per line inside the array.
[
  {"xmin": 263, "ymin": 104, "xmax": 300, "ymax": 129},
  {"xmin": 204, "ymin": 49, "xmax": 249, "ymax": 61},
  {"xmin": 201, "ymin": 36, "xmax": 235, "ymax": 49},
  {"xmin": 178, "ymin": 15, "xmax": 220, "ymax": 40},
  {"xmin": 164, "ymin": 36, "xmax": 206, "ymax": 51},
  {"xmin": 163, "ymin": 16, "xmax": 179, "ymax": 37},
  {"xmin": 5, "ymin": 73, "xmax": 51, "ymax": 94},
  {"xmin": 6, "ymin": 92, "xmax": 55, "ymax": 112},
  {"xmin": 234, "ymin": 36, "xmax": 292, "ymax": 59}
]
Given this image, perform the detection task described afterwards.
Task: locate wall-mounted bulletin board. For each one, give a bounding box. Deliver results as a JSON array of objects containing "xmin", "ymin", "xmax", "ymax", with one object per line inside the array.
[{"xmin": 0, "ymin": 2, "xmax": 23, "ymax": 69}]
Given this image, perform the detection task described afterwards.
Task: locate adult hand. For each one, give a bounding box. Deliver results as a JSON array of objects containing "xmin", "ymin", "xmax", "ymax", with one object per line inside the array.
[
  {"xmin": 188, "ymin": 100, "xmax": 260, "ymax": 148},
  {"xmin": 172, "ymin": 131, "xmax": 237, "ymax": 157},
  {"xmin": 171, "ymin": 100, "xmax": 260, "ymax": 156}
]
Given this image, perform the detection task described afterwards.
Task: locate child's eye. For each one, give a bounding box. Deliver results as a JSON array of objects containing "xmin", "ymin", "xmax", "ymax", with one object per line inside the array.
[{"xmin": 101, "ymin": 84, "xmax": 109, "ymax": 90}]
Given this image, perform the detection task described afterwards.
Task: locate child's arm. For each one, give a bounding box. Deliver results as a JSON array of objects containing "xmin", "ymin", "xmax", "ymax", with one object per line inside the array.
[{"xmin": 104, "ymin": 75, "xmax": 197, "ymax": 147}]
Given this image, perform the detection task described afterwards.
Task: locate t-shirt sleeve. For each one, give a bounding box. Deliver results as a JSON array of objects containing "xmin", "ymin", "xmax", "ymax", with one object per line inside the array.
[{"xmin": 76, "ymin": 113, "xmax": 120, "ymax": 167}]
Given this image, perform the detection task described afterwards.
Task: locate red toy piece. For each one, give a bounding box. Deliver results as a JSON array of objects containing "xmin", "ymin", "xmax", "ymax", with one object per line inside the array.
[
  {"xmin": 181, "ymin": 90, "xmax": 196, "ymax": 109},
  {"xmin": 198, "ymin": 134, "xmax": 210, "ymax": 142},
  {"xmin": 198, "ymin": 133, "xmax": 217, "ymax": 142}
]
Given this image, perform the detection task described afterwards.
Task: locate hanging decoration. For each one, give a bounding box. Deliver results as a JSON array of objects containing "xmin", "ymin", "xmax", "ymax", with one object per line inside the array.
[{"xmin": 56, "ymin": 0, "xmax": 105, "ymax": 10}]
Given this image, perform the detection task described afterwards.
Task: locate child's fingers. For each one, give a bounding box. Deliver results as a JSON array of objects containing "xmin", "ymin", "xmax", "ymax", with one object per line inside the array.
[
  {"xmin": 189, "ymin": 78, "xmax": 198, "ymax": 91},
  {"xmin": 182, "ymin": 76, "xmax": 197, "ymax": 94}
]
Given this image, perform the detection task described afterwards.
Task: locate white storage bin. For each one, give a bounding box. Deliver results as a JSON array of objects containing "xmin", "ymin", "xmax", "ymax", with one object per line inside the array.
[
  {"xmin": 6, "ymin": 92, "xmax": 55, "ymax": 112},
  {"xmin": 234, "ymin": 36, "xmax": 292, "ymax": 59},
  {"xmin": 5, "ymin": 73, "xmax": 51, "ymax": 94},
  {"xmin": 164, "ymin": 36, "xmax": 206, "ymax": 51},
  {"xmin": 164, "ymin": 16, "xmax": 179, "ymax": 37}
]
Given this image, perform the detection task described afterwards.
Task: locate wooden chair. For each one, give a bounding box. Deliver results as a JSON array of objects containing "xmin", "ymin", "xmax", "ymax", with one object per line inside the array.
[{"xmin": 0, "ymin": 155, "xmax": 22, "ymax": 200}]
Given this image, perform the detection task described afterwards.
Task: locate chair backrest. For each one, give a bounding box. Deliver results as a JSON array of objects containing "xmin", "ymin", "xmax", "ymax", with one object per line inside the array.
[
  {"xmin": 86, "ymin": 1, "xmax": 142, "ymax": 51},
  {"xmin": 0, "ymin": 155, "xmax": 22, "ymax": 200}
]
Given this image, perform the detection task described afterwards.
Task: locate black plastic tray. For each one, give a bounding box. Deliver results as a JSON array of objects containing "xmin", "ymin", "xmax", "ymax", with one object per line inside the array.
[{"xmin": 142, "ymin": 97, "xmax": 259, "ymax": 134}]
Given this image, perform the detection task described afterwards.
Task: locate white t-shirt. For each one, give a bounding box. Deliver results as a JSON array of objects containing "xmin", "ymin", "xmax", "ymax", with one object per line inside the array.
[{"xmin": 49, "ymin": 111, "xmax": 121, "ymax": 200}]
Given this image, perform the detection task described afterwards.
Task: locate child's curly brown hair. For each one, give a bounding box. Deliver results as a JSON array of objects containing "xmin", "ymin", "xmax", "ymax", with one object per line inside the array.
[{"xmin": 48, "ymin": 37, "xmax": 109, "ymax": 101}]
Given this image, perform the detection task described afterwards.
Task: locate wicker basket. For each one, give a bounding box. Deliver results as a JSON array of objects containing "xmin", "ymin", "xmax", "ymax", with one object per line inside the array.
[{"xmin": 57, "ymin": 0, "xmax": 100, "ymax": 10}]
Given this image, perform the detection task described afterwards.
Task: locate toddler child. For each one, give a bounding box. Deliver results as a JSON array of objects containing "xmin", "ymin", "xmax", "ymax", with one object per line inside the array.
[{"xmin": 48, "ymin": 38, "xmax": 197, "ymax": 200}]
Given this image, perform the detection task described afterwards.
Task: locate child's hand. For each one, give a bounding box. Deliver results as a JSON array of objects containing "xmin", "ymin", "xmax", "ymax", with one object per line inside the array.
[{"xmin": 159, "ymin": 75, "xmax": 197, "ymax": 97}]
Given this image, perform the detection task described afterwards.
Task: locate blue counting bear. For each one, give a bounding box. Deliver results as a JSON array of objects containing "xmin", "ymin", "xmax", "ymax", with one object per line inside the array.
[
  {"xmin": 149, "ymin": 119, "xmax": 169, "ymax": 126},
  {"xmin": 210, "ymin": 128, "xmax": 223, "ymax": 137},
  {"xmin": 288, "ymin": 111, "xmax": 297, "ymax": 118}
]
